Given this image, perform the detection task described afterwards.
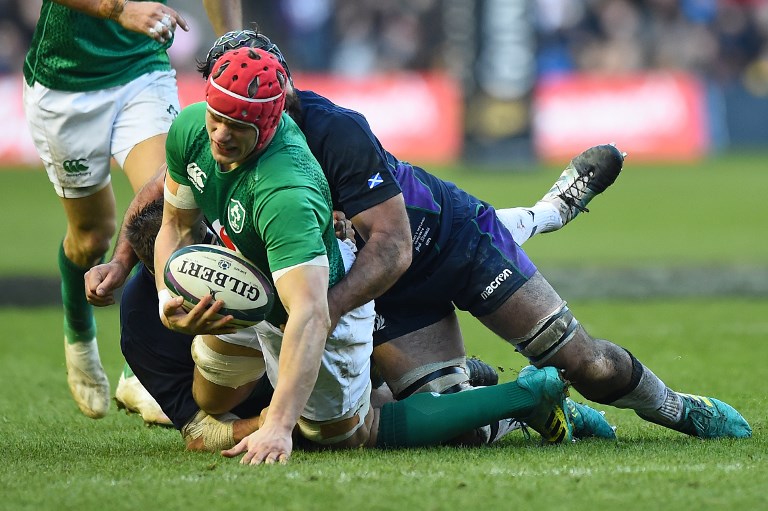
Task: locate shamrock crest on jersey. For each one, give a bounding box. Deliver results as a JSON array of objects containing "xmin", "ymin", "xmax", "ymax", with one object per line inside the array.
[{"xmin": 228, "ymin": 198, "xmax": 246, "ymax": 234}]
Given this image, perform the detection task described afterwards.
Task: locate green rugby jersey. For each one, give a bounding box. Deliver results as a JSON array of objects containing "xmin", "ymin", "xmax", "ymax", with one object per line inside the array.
[
  {"xmin": 23, "ymin": 0, "xmax": 172, "ymax": 92},
  {"xmin": 166, "ymin": 102, "xmax": 344, "ymax": 328}
]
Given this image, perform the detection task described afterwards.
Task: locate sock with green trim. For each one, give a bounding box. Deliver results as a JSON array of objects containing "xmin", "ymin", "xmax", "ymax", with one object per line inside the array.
[
  {"xmin": 59, "ymin": 242, "xmax": 96, "ymax": 344},
  {"xmin": 376, "ymin": 381, "xmax": 537, "ymax": 448}
]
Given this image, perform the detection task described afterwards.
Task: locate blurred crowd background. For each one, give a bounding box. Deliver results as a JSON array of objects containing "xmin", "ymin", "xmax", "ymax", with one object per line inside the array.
[
  {"xmin": 4, "ymin": 0, "xmax": 767, "ymax": 86},
  {"xmin": 2, "ymin": 0, "xmax": 767, "ymax": 163}
]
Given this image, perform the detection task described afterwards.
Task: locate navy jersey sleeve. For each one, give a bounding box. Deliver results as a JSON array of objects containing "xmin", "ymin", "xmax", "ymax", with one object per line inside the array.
[{"xmin": 297, "ymin": 90, "xmax": 402, "ymax": 219}]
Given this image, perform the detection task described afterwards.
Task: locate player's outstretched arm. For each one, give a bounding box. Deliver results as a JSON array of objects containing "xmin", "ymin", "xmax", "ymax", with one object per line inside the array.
[
  {"xmin": 85, "ymin": 168, "xmax": 166, "ymax": 306},
  {"xmin": 224, "ymin": 265, "xmax": 330, "ymax": 465}
]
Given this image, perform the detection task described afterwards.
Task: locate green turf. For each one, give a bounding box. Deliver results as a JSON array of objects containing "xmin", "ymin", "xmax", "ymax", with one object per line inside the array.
[
  {"xmin": 2, "ymin": 151, "xmax": 767, "ymax": 276},
  {"xmin": 1, "ymin": 153, "xmax": 766, "ymax": 508},
  {"xmin": 0, "ymin": 300, "xmax": 765, "ymax": 510}
]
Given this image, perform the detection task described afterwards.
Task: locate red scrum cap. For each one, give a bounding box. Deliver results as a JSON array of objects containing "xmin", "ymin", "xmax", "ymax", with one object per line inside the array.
[{"xmin": 205, "ymin": 48, "xmax": 287, "ymax": 152}]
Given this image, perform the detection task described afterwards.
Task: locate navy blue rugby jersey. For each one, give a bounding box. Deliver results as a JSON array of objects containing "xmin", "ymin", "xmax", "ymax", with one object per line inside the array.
[{"xmin": 296, "ymin": 89, "xmax": 470, "ymax": 279}]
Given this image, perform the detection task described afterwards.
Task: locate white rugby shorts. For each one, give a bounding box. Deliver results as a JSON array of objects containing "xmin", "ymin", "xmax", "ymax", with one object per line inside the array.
[
  {"xmin": 22, "ymin": 70, "xmax": 179, "ymax": 198},
  {"xmin": 219, "ymin": 239, "xmax": 376, "ymax": 422}
]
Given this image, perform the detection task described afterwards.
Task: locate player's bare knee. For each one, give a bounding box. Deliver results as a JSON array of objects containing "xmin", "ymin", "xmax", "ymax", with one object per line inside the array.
[
  {"xmin": 64, "ymin": 229, "xmax": 113, "ymax": 266},
  {"xmin": 553, "ymin": 336, "xmax": 629, "ymax": 385},
  {"xmin": 87, "ymin": 235, "xmax": 113, "ymax": 262}
]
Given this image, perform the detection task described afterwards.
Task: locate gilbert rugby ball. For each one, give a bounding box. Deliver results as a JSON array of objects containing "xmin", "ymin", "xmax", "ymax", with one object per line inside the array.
[{"xmin": 163, "ymin": 244, "xmax": 274, "ymax": 328}]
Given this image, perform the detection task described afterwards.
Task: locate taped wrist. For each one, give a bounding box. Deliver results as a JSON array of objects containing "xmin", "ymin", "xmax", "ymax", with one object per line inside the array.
[
  {"xmin": 182, "ymin": 410, "xmax": 239, "ymax": 451},
  {"xmin": 158, "ymin": 289, "xmax": 173, "ymax": 320},
  {"xmin": 389, "ymin": 357, "xmax": 470, "ymax": 400}
]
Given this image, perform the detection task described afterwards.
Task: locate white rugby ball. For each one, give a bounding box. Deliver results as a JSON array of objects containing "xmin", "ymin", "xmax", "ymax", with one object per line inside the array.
[{"xmin": 163, "ymin": 244, "xmax": 274, "ymax": 328}]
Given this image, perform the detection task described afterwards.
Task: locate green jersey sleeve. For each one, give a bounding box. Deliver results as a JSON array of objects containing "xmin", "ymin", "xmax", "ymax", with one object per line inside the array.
[
  {"xmin": 255, "ymin": 185, "xmax": 331, "ymax": 274},
  {"xmin": 165, "ymin": 102, "xmax": 208, "ymax": 186}
]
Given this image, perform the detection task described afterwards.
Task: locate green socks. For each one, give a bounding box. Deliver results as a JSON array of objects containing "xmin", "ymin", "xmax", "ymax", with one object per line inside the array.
[
  {"xmin": 59, "ymin": 243, "xmax": 96, "ymax": 344},
  {"xmin": 376, "ymin": 381, "xmax": 536, "ymax": 448}
]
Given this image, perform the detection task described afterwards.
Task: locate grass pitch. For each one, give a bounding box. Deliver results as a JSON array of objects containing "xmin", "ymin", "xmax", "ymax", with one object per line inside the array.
[
  {"xmin": 0, "ymin": 152, "xmax": 766, "ymax": 510},
  {"xmin": 1, "ymin": 301, "xmax": 765, "ymax": 511}
]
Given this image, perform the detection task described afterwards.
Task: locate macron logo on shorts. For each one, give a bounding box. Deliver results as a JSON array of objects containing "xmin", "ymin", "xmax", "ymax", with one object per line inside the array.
[
  {"xmin": 481, "ymin": 269, "xmax": 513, "ymax": 300},
  {"xmin": 368, "ymin": 173, "xmax": 383, "ymax": 189}
]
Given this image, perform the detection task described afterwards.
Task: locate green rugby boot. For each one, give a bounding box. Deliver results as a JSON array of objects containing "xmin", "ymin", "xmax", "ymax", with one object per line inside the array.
[
  {"xmin": 517, "ymin": 365, "xmax": 573, "ymax": 444},
  {"xmin": 539, "ymin": 143, "xmax": 625, "ymax": 227},
  {"xmin": 567, "ymin": 398, "xmax": 617, "ymax": 440},
  {"xmin": 671, "ymin": 394, "xmax": 752, "ymax": 439}
]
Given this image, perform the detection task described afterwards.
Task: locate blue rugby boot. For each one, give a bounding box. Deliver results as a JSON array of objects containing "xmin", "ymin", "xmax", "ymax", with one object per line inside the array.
[
  {"xmin": 567, "ymin": 398, "xmax": 617, "ymax": 440},
  {"xmin": 670, "ymin": 394, "xmax": 751, "ymax": 439},
  {"xmin": 517, "ymin": 365, "xmax": 574, "ymax": 444},
  {"xmin": 539, "ymin": 143, "xmax": 625, "ymax": 228}
]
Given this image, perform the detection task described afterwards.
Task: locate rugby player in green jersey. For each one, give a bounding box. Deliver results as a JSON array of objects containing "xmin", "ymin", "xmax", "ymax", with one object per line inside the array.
[
  {"xmin": 155, "ymin": 48, "xmax": 585, "ymax": 465},
  {"xmin": 22, "ymin": 0, "xmax": 242, "ymax": 420}
]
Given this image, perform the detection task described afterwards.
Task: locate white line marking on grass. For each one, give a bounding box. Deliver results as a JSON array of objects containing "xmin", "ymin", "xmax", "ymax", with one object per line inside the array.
[{"xmin": 486, "ymin": 463, "xmax": 749, "ymax": 477}]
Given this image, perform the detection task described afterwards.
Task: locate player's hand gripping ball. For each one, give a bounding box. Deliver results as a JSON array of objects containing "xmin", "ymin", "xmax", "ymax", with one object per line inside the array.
[{"xmin": 163, "ymin": 244, "xmax": 274, "ymax": 328}]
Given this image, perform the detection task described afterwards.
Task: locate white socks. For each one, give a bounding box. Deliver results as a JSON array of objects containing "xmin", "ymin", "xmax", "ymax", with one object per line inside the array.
[
  {"xmin": 496, "ymin": 202, "xmax": 564, "ymax": 245},
  {"xmin": 609, "ymin": 364, "xmax": 683, "ymax": 425}
]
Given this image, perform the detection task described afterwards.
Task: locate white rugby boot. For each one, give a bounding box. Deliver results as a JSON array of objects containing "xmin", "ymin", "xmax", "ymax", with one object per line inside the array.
[
  {"xmin": 115, "ymin": 372, "xmax": 173, "ymax": 426},
  {"xmin": 64, "ymin": 339, "xmax": 110, "ymax": 419}
]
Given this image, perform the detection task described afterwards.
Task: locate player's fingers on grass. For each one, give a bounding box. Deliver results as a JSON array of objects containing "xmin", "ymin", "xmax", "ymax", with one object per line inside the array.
[
  {"xmin": 267, "ymin": 453, "xmax": 289, "ymax": 465},
  {"xmin": 241, "ymin": 447, "xmax": 262, "ymax": 465},
  {"xmin": 221, "ymin": 438, "xmax": 247, "ymax": 458}
]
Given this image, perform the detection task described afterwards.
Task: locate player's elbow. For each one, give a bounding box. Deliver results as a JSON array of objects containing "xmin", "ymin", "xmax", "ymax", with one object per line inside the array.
[
  {"xmin": 311, "ymin": 304, "xmax": 333, "ymax": 335},
  {"xmin": 289, "ymin": 296, "xmax": 332, "ymax": 336},
  {"xmin": 391, "ymin": 237, "xmax": 412, "ymax": 276}
]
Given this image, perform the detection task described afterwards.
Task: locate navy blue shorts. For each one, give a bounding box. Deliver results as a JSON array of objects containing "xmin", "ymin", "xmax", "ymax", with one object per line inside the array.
[
  {"xmin": 120, "ymin": 265, "xmax": 272, "ymax": 430},
  {"xmin": 373, "ymin": 196, "xmax": 537, "ymax": 345}
]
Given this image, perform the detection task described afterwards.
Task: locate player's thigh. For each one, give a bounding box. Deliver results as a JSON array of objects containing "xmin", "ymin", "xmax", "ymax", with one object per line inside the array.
[
  {"xmin": 122, "ymin": 133, "xmax": 167, "ymax": 192},
  {"xmin": 192, "ymin": 367, "xmax": 259, "ymax": 415},
  {"xmin": 477, "ymin": 271, "xmax": 565, "ymax": 339},
  {"xmin": 111, "ymin": 70, "xmax": 179, "ymax": 191},
  {"xmin": 479, "ymin": 272, "xmax": 611, "ymax": 373},
  {"xmin": 191, "ymin": 334, "xmax": 265, "ymax": 414},
  {"xmin": 372, "ymin": 313, "xmax": 465, "ymax": 385}
]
